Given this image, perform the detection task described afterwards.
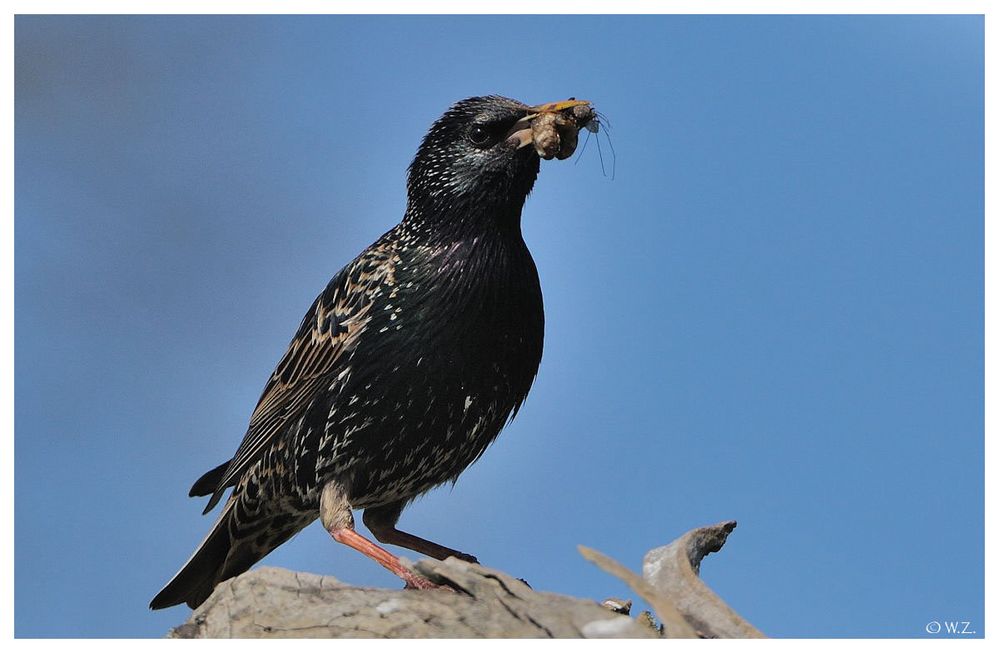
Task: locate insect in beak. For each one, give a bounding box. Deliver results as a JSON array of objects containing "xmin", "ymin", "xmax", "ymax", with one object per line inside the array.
[{"xmin": 504, "ymin": 99, "xmax": 597, "ymax": 160}]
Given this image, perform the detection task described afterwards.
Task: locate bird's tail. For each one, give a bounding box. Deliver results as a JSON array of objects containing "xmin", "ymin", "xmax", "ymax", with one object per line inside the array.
[
  {"xmin": 149, "ymin": 500, "xmax": 237, "ymax": 610},
  {"xmin": 150, "ymin": 496, "xmax": 311, "ymax": 610}
]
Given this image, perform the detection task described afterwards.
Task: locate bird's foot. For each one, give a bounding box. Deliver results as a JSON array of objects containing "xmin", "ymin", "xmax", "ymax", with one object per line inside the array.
[{"xmin": 402, "ymin": 572, "xmax": 456, "ymax": 592}]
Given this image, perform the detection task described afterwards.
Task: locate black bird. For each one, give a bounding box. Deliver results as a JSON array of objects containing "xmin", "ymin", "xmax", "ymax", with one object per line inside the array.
[{"xmin": 150, "ymin": 96, "xmax": 596, "ymax": 610}]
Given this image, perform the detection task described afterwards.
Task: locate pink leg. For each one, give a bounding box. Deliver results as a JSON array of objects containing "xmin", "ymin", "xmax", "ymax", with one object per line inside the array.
[
  {"xmin": 369, "ymin": 527, "xmax": 478, "ymax": 563},
  {"xmin": 363, "ymin": 502, "xmax": 479, "ymax": 563},
  {"xmin": 330, "ymin": 526, "xmax": 451, "ymax": 591}
]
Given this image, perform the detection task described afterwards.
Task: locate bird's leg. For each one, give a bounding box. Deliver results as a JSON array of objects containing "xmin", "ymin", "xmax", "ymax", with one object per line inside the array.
[
  {"xmin": 320, "ymin": 482, "xmax": 449, "ymax": 591},
  {"xmin": 363, "ymin": 501, "xmax": 479, "ymax": 564}
]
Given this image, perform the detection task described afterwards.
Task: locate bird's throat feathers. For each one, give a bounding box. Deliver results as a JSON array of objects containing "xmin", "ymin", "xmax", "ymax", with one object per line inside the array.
[{"xmin": 403, "ymin": 156, "xmax": 540, "ymax": 243}]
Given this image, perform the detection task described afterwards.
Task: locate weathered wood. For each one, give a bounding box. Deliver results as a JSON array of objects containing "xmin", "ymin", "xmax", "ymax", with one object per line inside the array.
[
  {"xmin": 642, "ymin": 520, "xmax": 765, "ymax": 638},
  {"xmin": 168, "ymin": 562, "xmax": 657, "ymax": 638},
  {"xmin": 166, "ymin": 521, "xmax": 761, "ymax": 639},
  {"xmin": 578, "ymin": 544, "xmax": 698, "ymax": 638}
]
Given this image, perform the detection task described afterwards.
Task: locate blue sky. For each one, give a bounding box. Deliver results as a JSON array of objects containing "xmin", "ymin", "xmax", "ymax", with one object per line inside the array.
[{"xmin": 14, "ymin": 14, "xmax": 983, "ymax": 638}]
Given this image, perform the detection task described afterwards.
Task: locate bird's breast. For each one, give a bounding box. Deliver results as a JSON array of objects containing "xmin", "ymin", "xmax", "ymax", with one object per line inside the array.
[{"xmin": 324, "ymin": 234, "xmax": 545, "ymax": 505}]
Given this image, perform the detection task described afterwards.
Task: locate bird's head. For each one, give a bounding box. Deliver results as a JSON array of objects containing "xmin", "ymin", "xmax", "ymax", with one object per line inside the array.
[{"xmin": 404, "ymin": 95, "xmax": 594, "ymax": 237}]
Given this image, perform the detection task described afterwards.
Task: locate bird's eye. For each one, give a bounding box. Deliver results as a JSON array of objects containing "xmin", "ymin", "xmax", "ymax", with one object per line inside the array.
[{"xmin": 468, "ymin": 124, "xmax": 491, "ymax": 147}]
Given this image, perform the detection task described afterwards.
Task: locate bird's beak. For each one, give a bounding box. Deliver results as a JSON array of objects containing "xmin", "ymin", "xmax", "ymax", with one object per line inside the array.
[
  {"xmin": 504, "ymin": 99, "xmax": 593, "ymax": 160},
  {"xmin": 529, "ymin": 99, "xmax": 593, "ymax": 115}
]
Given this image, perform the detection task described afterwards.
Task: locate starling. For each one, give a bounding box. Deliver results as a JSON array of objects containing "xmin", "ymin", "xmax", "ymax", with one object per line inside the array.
[{"xmin": 150, "ymin": 96, "xmax": 597, "ymax": 610}]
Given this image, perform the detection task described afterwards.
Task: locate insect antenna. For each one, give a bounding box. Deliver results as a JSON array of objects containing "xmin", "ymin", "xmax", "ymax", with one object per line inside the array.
[
  {"xmin": 597, "ymin": 113, "xmax": 616, "ymax": 180},
  {"xmin": 574, "ymin": 110, "xmax": 616, "ymax": 180},
  {"xmin": 573, "ymin": 127, "xmax": 593, "ymax": 165},
  {"xmin": 595, "ymin": 129, "xmax": 607, "ymax": 178}
]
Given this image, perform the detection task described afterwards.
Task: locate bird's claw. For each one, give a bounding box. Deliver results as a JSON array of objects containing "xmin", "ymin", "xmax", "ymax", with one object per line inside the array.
[{"xmin": 403, "ymin": 575, "xmax": 456, "ymax": 592}]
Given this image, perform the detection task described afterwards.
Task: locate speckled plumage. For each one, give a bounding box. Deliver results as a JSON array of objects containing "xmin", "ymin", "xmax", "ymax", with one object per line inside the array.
[{"xmin": 151, "ymin": 96, "xmax": 589, "ymax": 610}]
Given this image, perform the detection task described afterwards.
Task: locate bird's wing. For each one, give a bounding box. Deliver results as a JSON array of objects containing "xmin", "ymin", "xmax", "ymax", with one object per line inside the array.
[{"xmin": 201, "ymin": 243, "xmax": 397, "ymax": 513}]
